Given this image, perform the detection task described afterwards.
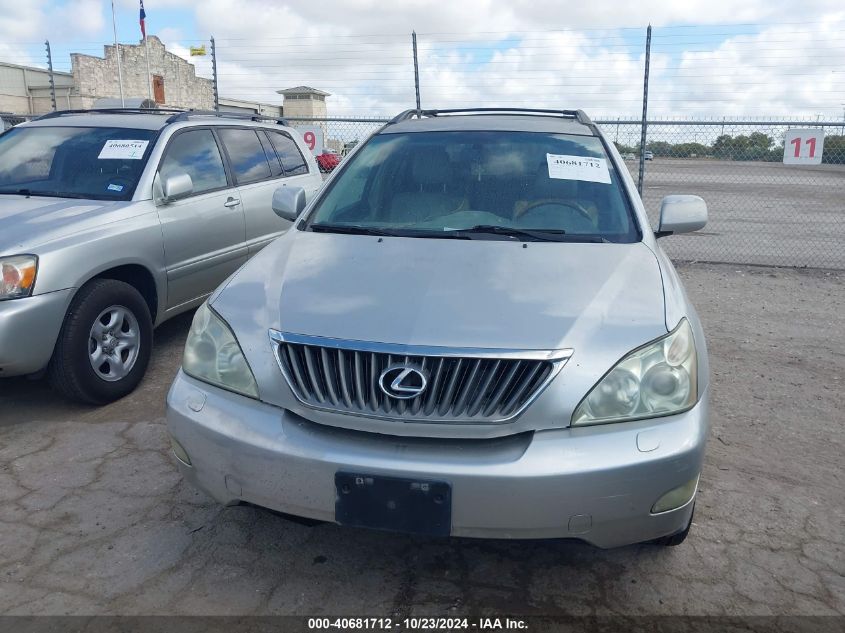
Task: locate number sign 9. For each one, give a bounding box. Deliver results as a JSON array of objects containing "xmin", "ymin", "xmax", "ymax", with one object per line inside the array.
[{"xmin": 297, "ymin": 126, "xmax": 324, "ymax": 156}]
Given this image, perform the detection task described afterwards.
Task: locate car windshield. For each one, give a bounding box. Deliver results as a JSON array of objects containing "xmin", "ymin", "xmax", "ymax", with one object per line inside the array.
[
  {"xmin": 0, "ymin": 126, "xmax": 157, "ymax": 201},
  {"xmin": 304, "ymin": 130, "xmax": 640, "ymax": 242}
]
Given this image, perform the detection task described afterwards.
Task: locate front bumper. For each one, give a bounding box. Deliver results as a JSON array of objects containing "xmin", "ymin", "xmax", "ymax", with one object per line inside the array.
[
  {"xmin": 0, "ymin": 289, "xmax": 72, "ymax": 377},
  {"xmin": 167, "ymin": 371, "xmax": 709, "ymax": 548}
]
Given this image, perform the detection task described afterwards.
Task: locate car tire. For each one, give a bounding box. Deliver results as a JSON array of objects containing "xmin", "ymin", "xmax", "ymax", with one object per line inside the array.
[
  {"xmin": 48, "ymin": 279, "xmax": 153, "ymax": 404},
  {"xmin": 652, "ymin": 503, "xmax": 694, "ymax": 547}
]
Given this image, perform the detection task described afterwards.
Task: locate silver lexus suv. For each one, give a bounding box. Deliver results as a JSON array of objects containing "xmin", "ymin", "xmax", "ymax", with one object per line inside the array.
[
  {"xmin": 0, "ymin": 108, "xmax": 322, "ymax": 403},
  {"xmin": 166, "ymin": 108, "xmax": 710, "ymax": 548}
]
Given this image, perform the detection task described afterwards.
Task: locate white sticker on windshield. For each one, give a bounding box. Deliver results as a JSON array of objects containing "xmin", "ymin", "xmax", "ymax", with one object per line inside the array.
[
  {"xmin": 546, "ymin": 154, "xmax": 611, "ymax": 184},
  {"xmin": 98, "ymin": 140, "xmax": 149, "ymax": 160}
]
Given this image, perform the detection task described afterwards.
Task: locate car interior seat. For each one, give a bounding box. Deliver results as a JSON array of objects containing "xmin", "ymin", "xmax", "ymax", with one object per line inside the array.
[{"xmin": 388, "ymin": 146, "xmax": 464, "ymax": 224}]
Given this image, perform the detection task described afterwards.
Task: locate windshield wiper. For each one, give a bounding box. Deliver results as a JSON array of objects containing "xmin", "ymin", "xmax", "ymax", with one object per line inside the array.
[
  {"xmin": 450, "ymin": 225, "xmax": 607, "ymax": 243},
  {"xmin": 307, "ymin": 222, "xmax": 610, "ymax": 242},
  {"xmin": 309, "ymin": 223, "xmax": 405, "ymax": 237},
  {"xmin": 308, "ymin": 223, "xmax": 471, "ymax": 239},
  {"xmin": 0, "ymin": 189, "xmax": 91, "ymax": 199}
]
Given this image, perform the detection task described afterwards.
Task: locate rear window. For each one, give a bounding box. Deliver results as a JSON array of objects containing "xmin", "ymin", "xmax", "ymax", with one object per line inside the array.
[
  {"xmin": 267, "ymin": 131, "xmax": 309, "ymax": 176},
  {"xmin": 305, "ymin": 131, "xmax": 640, "ymax": 242},
  {"xmin": 0, "ymin": 126, "xmax": 156, "ymax": 201}
]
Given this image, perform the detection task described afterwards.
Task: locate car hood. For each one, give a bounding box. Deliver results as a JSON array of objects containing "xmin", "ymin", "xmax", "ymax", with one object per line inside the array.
[
  {"xmin": 0, "ymin": 195, "xmax": 140, "ymax": 253},
  {"xmin": 213, "ymin": 230, "xmax": 667, "ymax": 352}
]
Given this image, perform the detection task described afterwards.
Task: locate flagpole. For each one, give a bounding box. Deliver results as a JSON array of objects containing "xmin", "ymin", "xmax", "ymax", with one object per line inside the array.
[
  {"xmin": 110, "ymin": 0, "xmax": 125, "ymax": 106},
  {"xmin": 144, "ymin": 36, "xmax": 153, "ymax": 102}
]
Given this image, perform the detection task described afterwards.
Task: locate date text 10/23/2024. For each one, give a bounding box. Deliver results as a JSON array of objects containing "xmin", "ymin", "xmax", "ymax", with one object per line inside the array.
[{"xmin": 307, "ymin": 617, "xmax": 528, "ymax": 630}]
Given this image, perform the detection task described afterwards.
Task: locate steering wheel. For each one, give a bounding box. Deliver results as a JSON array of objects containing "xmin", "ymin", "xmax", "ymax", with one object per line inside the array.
[{"xmin": 519, "ymin": 200, "xmax": 594, "ymax": 224}]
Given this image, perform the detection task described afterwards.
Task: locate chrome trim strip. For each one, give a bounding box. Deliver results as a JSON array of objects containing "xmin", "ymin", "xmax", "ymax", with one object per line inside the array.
[
  {"xmin": 269, "ymin": 330, "xmax": 572, "ymax": 425},
  {"xmin": 268, "ymin": 330, "xmax": 573, "ymax": 362}
]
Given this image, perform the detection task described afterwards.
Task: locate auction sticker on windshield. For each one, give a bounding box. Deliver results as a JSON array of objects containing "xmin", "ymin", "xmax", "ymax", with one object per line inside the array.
[
  {"xmin": 98, "ymin": 140, "xmax": 149, "ymax": 160},
  {"xmin": 547, "ymin": 154, "xmax": 611, "ymax": 184}
]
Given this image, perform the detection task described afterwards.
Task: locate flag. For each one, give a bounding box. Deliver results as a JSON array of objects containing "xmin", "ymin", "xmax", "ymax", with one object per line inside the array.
[
  {"xmin": 189, "ymin": 45, "xmax": 207, "ymax": 56},
  {"xmin": 139, "ymin": 0, "xmax": 147, "ymax": 39}
]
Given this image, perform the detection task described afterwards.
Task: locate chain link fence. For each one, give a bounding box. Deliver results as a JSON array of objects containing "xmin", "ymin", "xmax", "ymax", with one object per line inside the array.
[
  {"xmin": 4, "ymin": 111, "xmax": 841, "ymax": 268},
  {"xmin": 612, "ymin": 120, "xmax": 845, "ymax": 268},
  {"xmin": 287, "ymin": 116, "xmax": 845, "ymax": 269}
]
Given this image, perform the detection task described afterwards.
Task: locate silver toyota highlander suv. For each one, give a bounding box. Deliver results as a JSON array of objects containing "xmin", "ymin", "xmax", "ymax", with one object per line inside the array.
[
  {"xmin": 166, "ymin": 108, "xmax": 710, "ymax": 548},
  {"xmin": 0, "ymin": 108, "xmax": 322, "ymax": 403}
]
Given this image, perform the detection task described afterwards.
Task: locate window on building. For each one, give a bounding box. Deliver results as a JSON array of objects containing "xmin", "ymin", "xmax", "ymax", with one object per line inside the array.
[
  {"xmin": 218, "ymin": 128, "xmax": 272, "ymax": 184},
  {"xmin": 159, "ymin": 129, "xmax": 228, "ymax": 194},
  {"xmin": 153, "ymin": 75, "xmax": 165, "ymax": 104},
  {"xmin": 267, "ymin": 131, "xmax": 309, "ymax": 176}
]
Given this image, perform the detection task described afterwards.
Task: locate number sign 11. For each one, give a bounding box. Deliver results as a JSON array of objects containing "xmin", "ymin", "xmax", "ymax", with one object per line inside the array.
[{"xmin": 783, "ymin": 129, "xmax": 824, "ymax": 165}]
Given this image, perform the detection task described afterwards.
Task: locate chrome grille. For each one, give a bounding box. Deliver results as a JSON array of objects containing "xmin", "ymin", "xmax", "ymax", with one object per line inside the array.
[{"xmin": 269, "ymin": 332, "xmax": 571, "ymax": 423}]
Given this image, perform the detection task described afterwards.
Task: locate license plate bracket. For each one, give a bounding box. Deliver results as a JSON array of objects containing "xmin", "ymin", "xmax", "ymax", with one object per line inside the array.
[{"xmin": 335, "ymin": 472, "xmax": 452, "ymax": 536}]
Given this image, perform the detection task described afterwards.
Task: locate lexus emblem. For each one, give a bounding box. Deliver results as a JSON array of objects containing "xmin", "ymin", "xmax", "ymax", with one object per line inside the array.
[{"xmin": 379, "ymin": 365, "xmax": 428, "ymax": 399}]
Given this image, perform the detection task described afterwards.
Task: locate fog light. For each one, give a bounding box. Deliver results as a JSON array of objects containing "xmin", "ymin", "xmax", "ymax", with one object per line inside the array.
[
  {"xmin": 170, "ymin": 436, "xmax": 192, "ymax": 466},
  {"xmin": 651, "ymin": 475, "xmax": 698, "ymax": 513}
]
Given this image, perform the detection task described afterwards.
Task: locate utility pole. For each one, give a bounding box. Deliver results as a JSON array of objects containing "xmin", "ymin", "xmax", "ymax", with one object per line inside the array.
[
  {"xmin": 45, "ymin": 40, "xmax": 57, "ymax": 112},
  {"xmin": 637, "ymin": 24, "xmax": 652, "ymax": 195},
  {"xmin": 211, "ymin": 36, "xmax": 219, "ymax": 111},
  {"xmin": 412, "ymin": 31, "xmax": 421, "ymax": 113}
]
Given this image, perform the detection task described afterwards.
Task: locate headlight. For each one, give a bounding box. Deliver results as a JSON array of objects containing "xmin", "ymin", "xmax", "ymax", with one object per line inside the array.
[
  {"xmin": 182, "ymin": 302, "xmax": 258, "ymax": 398},
  {"xmin": 572, "ymin": 318, "xmax": 697, "ymax": 426},
  {"xmin": 1, "ymin": 255, "xmax": 38, "ymax": 300}
]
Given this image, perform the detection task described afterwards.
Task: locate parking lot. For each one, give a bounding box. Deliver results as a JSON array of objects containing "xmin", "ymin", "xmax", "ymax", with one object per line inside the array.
[
  {"xmin": 634, "ymin": 159, "xmax": 845, "ymax": 269},
  {"xmin": 0, "ymin": 262, "xmax": 842, "ymax": 617}
]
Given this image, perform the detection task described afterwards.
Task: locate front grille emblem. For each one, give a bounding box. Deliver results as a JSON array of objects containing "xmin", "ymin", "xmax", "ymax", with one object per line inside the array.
[{"xmin": 379, "ymin": 365, "xmax": 428, "ymax": 399}]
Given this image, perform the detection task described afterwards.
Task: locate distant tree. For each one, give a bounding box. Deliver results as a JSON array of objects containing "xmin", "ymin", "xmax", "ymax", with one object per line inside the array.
[
  {"xmin": 614, "ymin": 141, "xmax": 638, "ymax": 154},
  {"xmin": 822, "ymin": 135, "xmax": 845, "ymax": 164},
  {"xmin": 646, "ymin": 141, "xmax": 673, "ymax": 156},
  {"xmin": 710, "ymin": 132, "xmax": 774, "ymax": 161},
  {"xmin": 670, "ymin": 142, "xmax": 710, "ymax": 158}
]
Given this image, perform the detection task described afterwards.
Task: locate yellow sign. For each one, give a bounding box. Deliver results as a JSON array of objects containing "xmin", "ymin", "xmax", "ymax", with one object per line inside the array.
[{"xmin": 189, "ymin": 45, "xmax": 207, "ymax": 56}]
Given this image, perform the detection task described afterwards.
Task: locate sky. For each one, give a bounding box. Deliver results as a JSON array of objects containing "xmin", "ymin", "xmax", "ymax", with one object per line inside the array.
[{"xmin": 1, "ymin": 0, "xmax": 844, "ymax": 119}]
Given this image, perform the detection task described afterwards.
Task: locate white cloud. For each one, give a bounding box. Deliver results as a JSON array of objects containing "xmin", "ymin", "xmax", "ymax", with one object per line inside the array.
[
  {"xmin": 2, "ymin": 0, "xmax": 843, "ymax": 119},
  {"xmin": 149, "ymin": 1, "xmax": 844, "ymax": 118},
  {"xmin": 51, "ymin": 0, "xmax": 105, "ymax": 36}
]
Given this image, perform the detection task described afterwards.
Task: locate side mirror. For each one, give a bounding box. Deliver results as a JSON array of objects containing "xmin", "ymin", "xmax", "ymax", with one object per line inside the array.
[
  {"xmin": 656, "ymin": 195, "xmax": 707, "ymax": 237},
  {"xmin": 161, "ymin": 172, "xmax": 193, "ymax": 202},
  {"xmin": 272, "ymin": 185, "xmax": 306, "ymax": 221}
]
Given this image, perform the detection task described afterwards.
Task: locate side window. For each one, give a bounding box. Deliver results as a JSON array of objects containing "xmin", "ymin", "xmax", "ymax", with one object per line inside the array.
[
  {"xmin": 159, "ymin": 129, "xmax": 228, "ymax": 195},
  {"xmin": 268, "ymin": 131, "xmax": 309, "ymax": 177},
  {"xmin": 257, "ymin": 130, "xmax": 283, "ymax": 178},
  {"xmin": 218, "ymin": 128, "xmax": 272, "ymax": 185}
]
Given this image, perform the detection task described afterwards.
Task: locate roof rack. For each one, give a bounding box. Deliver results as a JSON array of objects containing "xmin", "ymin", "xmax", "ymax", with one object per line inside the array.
[
  {"xmin": 165, "ymin": 109, "xmax": 289, "ymax": 126},
  {"xmin": 388, "ymin": 109, "xmax": 421, "ymax": 124},
  {"xmin": 425, "ymin": 108, "xmax": 593, "ymax": 125},
  {"xmin": 386, "ymin": 107, "xmax": 594, "ymax": 128},
  {"xmin": 34, "ymin": 108, "xmax": 290, "ymax": 127},
  {"xmin": 36, "ymin": 107, "xmax": 185, "ymax": 120}
]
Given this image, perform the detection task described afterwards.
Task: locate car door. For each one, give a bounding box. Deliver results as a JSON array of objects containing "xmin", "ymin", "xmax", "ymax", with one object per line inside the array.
[
  {"xmin": 216, "ymin": 127, "xmax": 286, "ymax": 255},
  {"xmin": 246, "ymin": 128, "xmax": 322, "ymax": 254},
  {"xmin": 155, "ymin": 127, "xmax": 247, "ymax": 310}
]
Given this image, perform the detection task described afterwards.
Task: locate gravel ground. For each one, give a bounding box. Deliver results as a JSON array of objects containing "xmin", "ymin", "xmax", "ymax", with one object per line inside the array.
[{"xmin": 0, "ymin": 262, "xmax": 843, "ymax": 618}]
